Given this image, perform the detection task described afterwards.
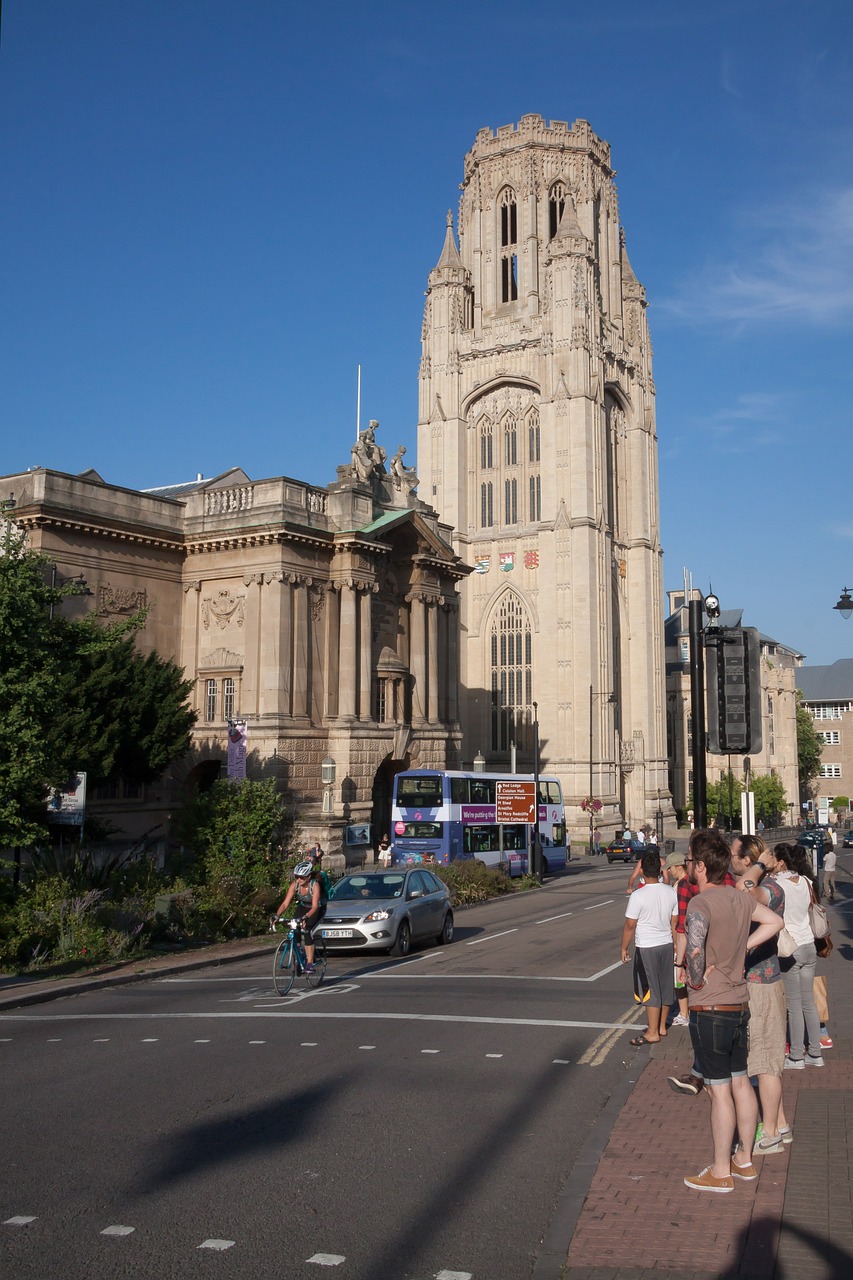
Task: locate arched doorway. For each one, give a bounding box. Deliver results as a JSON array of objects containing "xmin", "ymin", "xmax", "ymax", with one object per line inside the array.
[{"xmin": 370, "ymin": 754, "xmax": 409, "ymax": 851}]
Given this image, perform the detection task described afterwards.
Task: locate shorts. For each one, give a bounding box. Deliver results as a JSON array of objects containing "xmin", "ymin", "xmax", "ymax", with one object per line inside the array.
[
  {"xmin": 295, "ymin": 903, "xmax": 326, "ymax": 936},
  {"xmin": 637, "ymin": 943, "xmax": 675, "ymax": 1008},
  {"xmin": 689, "ymin": 1007, "xmax": 750, "ymax": 1085},
  {"xmin": 746, "ymin": 981, "xmax": 787, "ymax": 1077}
]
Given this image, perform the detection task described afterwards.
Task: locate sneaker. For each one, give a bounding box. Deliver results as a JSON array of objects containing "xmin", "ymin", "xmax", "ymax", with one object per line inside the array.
[
  {"xmin": 754, "ymin": 1133, "xmax": 784, "ymax": 1155},
  {"xmin": 668, "ymin": 1073, "xmax": 704, "ymax": 1096},
  {"xmin": 805, "ymin": 1054, "xmax": 824, "ymax": 1067},
  {"xmin": 731, "ymin": 1158, "xmax": 758, "ymax": 1181},
  {"xmin": 820, "ymin": 1035, "xmax": 834, "ymax": 1050},
  {"xmin": 779, "ymin": 1126, "xmax": 794, "ymax": 1144},
  {"xmin": 784, "ymin": 1056, "xmax": 805, "ymax": 1071},
  {"xmin": 754, "ymin": 1122, "xmax": 764, "ymax": 1145},
  {"xmin": 671, "ymin": 1014, "xmax": 689, "ymax": 1028},
  {"xmin": 304, "ymin": 963, "xmax": 314, "ymax": 974},
  {"xmin": 684, "ymin": 1166, "xmax": 734, "ymax": 1193}
]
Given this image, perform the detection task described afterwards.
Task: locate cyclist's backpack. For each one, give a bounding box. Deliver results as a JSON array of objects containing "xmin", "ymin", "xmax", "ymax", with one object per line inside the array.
[{"xmin": 316, "ymin": 869, "xmax": 332, "ymax": 903}]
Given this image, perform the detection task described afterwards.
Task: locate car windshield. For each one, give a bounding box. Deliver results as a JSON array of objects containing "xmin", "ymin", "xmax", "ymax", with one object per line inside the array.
[{"xmin": 331, "ymin": 874, "xmax": 406, "ymax": 901}]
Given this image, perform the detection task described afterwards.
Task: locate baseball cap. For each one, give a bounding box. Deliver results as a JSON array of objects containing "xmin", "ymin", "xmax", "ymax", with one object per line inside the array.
[{"xmin": 664, "ymin": 849, "xmax": 685, "ymax": 871}]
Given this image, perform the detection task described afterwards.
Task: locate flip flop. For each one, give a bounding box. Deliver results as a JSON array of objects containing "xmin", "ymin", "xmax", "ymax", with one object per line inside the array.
[{"xmin": 629, "ymin": 1034, "xmax": 657, "ymax": 1047}]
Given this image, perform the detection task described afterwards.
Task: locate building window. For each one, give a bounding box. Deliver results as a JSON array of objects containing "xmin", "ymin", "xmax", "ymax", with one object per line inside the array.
[
  {"xmin": 480, "ymin": 482, "xmax": 494, "ymax": 528},
  {"xmin": 504, "ymin": 417, "xmax": 517, "ymax": 466},
  {"xmin": 375, "ymin": 679, "xmax": 387, "ymax": 723},
  {"xmin": 812, "ymin": 704, "xmax": 851, "ymax": 720},
  {"xmin": 529, "ymin": 474, "xmax": 541, "ymax": 521},
  {"xmin": 499, "ymin": 188, "xmax": 519, "ymax": 302},
  {"xmin": 504, "ymin": 478, "xmax": 517, "ymax": 524},
  {"xmin": 490, "ymin": 593, "xmax": 533, "ymax": 752},
  {"xmin": 528, "ymin": 411, "xmax": 540, "ymax": 462},
  {"xmin": 480, "ymin": 420, "xmax": 493, "ymax": 469},
  {"xmin": 223, "ymin": 677, "xmax": 235, "ymax": 721},
  {"xmin": 205, "ymin": 679, "xmax": 217, "ymax": 722},
  {"xmin": 548, "ymin": 181, "xmax": 566, "ymax": 239},
  {"xmin": 820, "ymin": 730, "xmax": 840, "ymax": 744},
  {"xmin": 820, "ymin": 764, "xmax": 842, "ymax": 778},
  {"xmin": 679, "ymin": 638, "xmax": 689, "ymax": 663}
]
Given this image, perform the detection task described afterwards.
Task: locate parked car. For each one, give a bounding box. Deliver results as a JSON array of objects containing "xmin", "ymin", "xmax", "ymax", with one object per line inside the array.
[
  {"xmin": 605, "ymin": 837, "xmax": 646, "ymax": 864},
  {"xmin": 843, "ymin": 830, "xmax": 853, "ymax": 848},
  {"xmin": 319, "ymin": 867, "xmax": 453, "ymax": 957}
]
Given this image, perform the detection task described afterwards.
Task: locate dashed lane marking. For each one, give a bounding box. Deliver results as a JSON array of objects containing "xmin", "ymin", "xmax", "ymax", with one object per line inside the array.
[
  {"xmin": 485, "ymin": 1053, "xmax": 503, "ymax": 1059},
  {"xmin": 422, "ymin": 1048, "xmax": 440, "ymax": 1054},
  {"xmin": 4, "ymin": 1216, "xmax": 36, "ymax": 1226},
  {"xmin": 248, "ymin": 1040, "xmax": 266, "ymax": 1044},
  {"xmin": 101, "ymin": 1225, "xmax": 134, "ymax": 1236},
  {"xmin": 198, "ymin": 1239, "xmax": 235, "ymax": 1251},
  {"xmin": 466, "ymin": 929, "xmax": 518, "ymax": 946},
  {"xmin": 435, "ymin": 1271, "xmax": 473, "ymax": 1279},
  {"xmin": 584, "ymin": 899, "xmax": 614, "ymax": 910},
  {"xmin": 364, "ymin": 967, "xmax": 624, "ymax": 983},
  {"xmin": 307, "ymin": 1255, "xmax": 346, "ymax": 1267},
  {"xmin": 534, "ymin": 911, "xmax": 574, "ymax": 923},
  {"xmin": 141, "ymin": 1038, "xmax": 158, "ymax": 1043},
  {"xmin": 301, "ymin": 1041, "xmax": 318, "ymax": 1046},
  {"xmin": 194, "ymin": 1039, "xmax": 210, "ymax": 1043}
]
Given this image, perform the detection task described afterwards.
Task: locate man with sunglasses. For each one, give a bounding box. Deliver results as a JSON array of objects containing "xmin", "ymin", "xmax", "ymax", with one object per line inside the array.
[{"xmin": 681, "ymin": 829, "xmax": 784, "ymax": 1193}]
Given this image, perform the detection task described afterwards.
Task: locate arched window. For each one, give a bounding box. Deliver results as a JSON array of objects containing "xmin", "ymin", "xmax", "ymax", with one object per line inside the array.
[
  {"xmin": 490, "ymin": 593, "xmax": 533, "ymax": 751},
  {"xmin": 527, "ymin": 409, "xmax": 540, "ymax": 462},
  {"xmin": 499, "ymin": 188, "xmax": 519, "ymax": 303},
  {"xmin": 479, "ymin": 418, "xmax": 493, "ymax": 469},
  {"xmin": 548, "ymin": 181, "xmax": 566, "ymax": 240},
  {"xmin": 503, "ymin": 415, "xmax": 517, "ymax": 466}
]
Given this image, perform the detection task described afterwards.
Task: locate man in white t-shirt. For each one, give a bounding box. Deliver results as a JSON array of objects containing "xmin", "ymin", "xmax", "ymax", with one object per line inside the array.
[
  {"xmin": 621, "ymin": 848, "xmax": 678, "ymax": 1046},
  {"xmin": 823, "ymin": 846, "xmax": 837, "ymax": 901}
]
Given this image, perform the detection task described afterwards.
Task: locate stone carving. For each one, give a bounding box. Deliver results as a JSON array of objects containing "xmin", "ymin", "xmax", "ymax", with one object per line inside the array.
[
  {"xmin": 98, "ymin": 583, "xmax": 147, "ymax": 615},
  {"xmin": 201, "ymin": 587, "xmax": 245, "ymax": 630},
  {"xmin": 389, "ymin": 445, "xmax": 419, "ymax": 496},
  {"xmin": 350, "ymin": 420, "xmax": 387, "ymax": 483}
]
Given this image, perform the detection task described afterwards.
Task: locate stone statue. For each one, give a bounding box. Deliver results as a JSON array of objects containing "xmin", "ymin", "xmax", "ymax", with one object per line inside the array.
[
  {"xmin": 350, "ymin": 419, "xmax": 387, "ymax": 483},
  {"xmin": 390, "ymin": 444, "xmax": 419, "ymax": 495}
]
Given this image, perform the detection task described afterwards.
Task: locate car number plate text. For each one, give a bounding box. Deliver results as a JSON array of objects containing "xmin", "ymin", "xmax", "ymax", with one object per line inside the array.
[{"xmin": 322, "ymin": 928, "xmax": 353, "ymax": 938}]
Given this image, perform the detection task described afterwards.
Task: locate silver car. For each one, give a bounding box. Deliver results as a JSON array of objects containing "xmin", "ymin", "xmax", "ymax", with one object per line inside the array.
[{"xmin": 319, "ymin": 868, "xmax": 454, "ymax": 956}]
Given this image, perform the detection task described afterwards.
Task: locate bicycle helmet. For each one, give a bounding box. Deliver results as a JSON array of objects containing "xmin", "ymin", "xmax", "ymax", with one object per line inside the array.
[{"xmin": 293, "ymin": 860, "xmax": 314, "ymax": 879}]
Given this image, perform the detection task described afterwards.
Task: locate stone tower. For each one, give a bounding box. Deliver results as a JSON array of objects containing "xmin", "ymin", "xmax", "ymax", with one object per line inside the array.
[{"xmin": 417, "ymin": 115, "xmax": 669, "ymax": 835}]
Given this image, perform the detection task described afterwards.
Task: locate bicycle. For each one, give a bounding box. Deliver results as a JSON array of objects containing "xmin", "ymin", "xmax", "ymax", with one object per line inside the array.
[{"xmin": 271, "ymin": 918, "xmax": 327, "ymax": 995}]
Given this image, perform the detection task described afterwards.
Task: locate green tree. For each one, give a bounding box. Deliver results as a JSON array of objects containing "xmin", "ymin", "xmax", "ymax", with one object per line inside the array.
[
  {"xmin": 796, "ymin": 696, "xmax": 823, "ymax": 790},
  {"xmin": 0, "ymin": 530, "xmax": 196, "ymax": 847},
  {"xmin": 707, "ymin": 772, "xmax": 744, "ymax": 825},
  {"xmin": 177, "ymin": 778, "xmax": 298, "ymax": 894},
  {"xmin": 752, "ymin": 773, "xmax": 787, "ymax": 824}
]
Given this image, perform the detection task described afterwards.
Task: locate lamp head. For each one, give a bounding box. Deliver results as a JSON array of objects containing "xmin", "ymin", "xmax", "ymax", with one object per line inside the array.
[{"xmin": 834, "ymin": 588, "xmax": 853, "ymax": 621}]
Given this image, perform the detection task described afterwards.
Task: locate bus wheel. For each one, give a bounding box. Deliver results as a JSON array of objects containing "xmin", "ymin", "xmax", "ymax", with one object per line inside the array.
[
  {"xmin": 392, "ymin": 919, "xmax": 411, "ymax": 957},
  {"xmin": 436, "ymin": 911, "xmax": 454, "ymax": 946}
]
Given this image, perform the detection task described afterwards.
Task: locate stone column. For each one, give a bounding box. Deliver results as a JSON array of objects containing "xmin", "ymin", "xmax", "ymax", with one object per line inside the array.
[
  {"xmin": 446, "ymin": 601, "xmax": 458, "ymax": 724},
  {"xmin": 427, "ymin": 599, "xmax": 439, "ymax": 724},
  {"xmin": 410, "ymin": 594, "xmax": 426, "ymax": 724},
  {"xmin": 181, "ymin": 581, "xmax": 202, "ymax": 712},
  {"xmin": 292, "ymin": 578, "xmax": 310, "ymax": 721},
  {"xmin": 358, "ymin": 588, "xmax": 372, "ymax": 721},
  {"xmin": 276, "ymin": 575, "xmax": 293, "ymax": 718},
  {"xmin": 242, "ymin": 573, "xmax": 263, "ymax": 718},
  {"xmin": 339, "ymin": 583, "xmax": 357, "ymax": 719}
]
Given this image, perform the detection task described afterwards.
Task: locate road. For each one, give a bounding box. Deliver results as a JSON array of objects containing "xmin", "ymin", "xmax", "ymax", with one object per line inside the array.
[{"xmin": 1, "ymin": 861, "xmax": 649, "ymax": 1280}]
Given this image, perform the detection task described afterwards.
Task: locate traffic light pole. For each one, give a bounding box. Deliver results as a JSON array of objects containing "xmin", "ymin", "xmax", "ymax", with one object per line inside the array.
[{"xmin": 689, "ymin": 599, "xmax": 708, "ymax": 829}]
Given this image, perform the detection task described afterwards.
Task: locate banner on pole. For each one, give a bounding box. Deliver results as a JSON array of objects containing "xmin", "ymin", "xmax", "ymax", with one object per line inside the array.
[{"xmin": 227, "ymin": 722, "xmax": 247, "ymax": 780}]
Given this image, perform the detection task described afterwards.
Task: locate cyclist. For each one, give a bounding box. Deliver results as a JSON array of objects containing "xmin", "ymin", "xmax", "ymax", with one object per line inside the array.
[{"xmin": 274, "ymin": 860, "xmax": 326, "ymax": 972}]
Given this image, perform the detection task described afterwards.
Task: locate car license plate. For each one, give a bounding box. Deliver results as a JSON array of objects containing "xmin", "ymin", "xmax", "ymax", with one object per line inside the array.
[{"xmin": 322, "ymin": 928, "xmax": 353, "ymax": 939}]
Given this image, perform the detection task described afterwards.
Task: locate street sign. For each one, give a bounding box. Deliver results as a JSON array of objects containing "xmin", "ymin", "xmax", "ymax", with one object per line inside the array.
[
  {"xmin": 496, "ymin": 780, "xmax": 536, "ymax": 823},
  {"xmin": 46, "ymin": 772, "xmax": 87, "ymax": 826}
]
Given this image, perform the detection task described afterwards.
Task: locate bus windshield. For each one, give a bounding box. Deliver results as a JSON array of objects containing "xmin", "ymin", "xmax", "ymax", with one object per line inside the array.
[{"xmin": 396, "ymin": 775, "xmax": 444, "ymax": 807}]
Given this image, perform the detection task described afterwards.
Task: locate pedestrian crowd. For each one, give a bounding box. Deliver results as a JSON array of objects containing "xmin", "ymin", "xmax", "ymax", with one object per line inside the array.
[{"xmin": 620, "ymin": 827, "xmax": 837, "ymax": 1193}]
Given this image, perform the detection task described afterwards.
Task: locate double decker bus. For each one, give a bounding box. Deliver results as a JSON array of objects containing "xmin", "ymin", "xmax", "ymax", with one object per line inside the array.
[{"xmin": 390, "ymin": 769, "xmax": 569, "ymax": 875}]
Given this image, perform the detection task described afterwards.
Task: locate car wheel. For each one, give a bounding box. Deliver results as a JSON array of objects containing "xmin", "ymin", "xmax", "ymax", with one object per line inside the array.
[
  {"xmin": 436, "ymin": 911, "xmax": 454, "ymax": 946},
  {"xmin": 391, "ymin": 919, "xmax": 411, "ymax": 957},
  {"xmin": 607, "ymin": 857, "xmax": 614, "ymax": 864}
]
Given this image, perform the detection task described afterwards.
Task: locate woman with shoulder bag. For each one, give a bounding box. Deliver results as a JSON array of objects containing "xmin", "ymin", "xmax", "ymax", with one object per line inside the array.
[{"xmin": 773, "ymin": 844, "xmax": 823, "ymax": 1069}]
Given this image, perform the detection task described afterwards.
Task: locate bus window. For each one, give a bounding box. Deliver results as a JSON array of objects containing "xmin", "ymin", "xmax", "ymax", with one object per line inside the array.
[
  {"xmin": 547, "ymin": 781, "xmax": 562, "ymax": 803},
  {"xmin": 450, "ymin": 777, "xmax": 468, "ymax": 804},
  {"xmin": 552, "ymin": 821, "xmax": 566, "ymax": 847},
  {"xmin": 395, "ymin": 822, "xmax": 443, "ymax": 839},
  {"xmin": 502, "ymin": 824, "xmax": 526, "ymax": 851},
  {"xmin": 396, "ymin": 775, "xmax": 444, "ymax": 807},
  {"xmin": 463, "ymin": 824, "xmax": 500, "ymax": 854},
  {"xmin": 469, "ymin": 779, "xmax": 496, "ymax": 804}
]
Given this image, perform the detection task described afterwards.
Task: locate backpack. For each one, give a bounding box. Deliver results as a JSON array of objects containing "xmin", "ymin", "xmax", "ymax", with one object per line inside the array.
[{"xmin": 315, "ymin": 869, "xmax": 331, "ymax": 903}]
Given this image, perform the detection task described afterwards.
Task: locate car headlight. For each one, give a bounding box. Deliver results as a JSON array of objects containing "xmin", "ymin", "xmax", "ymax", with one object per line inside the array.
[{"xmin": 363, "ymin": 909, "xmax": 393, "ymax": 922}]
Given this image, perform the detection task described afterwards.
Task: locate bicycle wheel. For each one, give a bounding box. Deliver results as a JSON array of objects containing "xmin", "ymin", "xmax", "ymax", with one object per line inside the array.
[
  {"xmin": 306, "ymin": 937, "xmax": 327, "ymax": 988},
  {"xmin": 273, "ymin": 936, "xmax": 297, "ymax": 996}
]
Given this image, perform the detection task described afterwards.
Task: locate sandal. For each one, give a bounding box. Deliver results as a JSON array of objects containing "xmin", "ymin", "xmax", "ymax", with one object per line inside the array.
[{"xmin": 629, "ymin": 1034, "xmax": 658, "ymax": 1047}]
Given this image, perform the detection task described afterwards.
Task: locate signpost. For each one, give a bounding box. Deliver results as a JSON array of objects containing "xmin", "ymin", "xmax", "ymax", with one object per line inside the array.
[
  {"xmin": 495, "ymin": 780, "xmax": 536, "ymax": 824},
  {"xmin": 46, "ymin": 772, "xmax": 87, "ymax": 844}
]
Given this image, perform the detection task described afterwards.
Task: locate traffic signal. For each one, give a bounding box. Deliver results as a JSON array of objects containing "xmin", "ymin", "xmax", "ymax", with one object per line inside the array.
[{"xmin": 705, "ymin": 626, "xmax": 763, "ymax": 755}]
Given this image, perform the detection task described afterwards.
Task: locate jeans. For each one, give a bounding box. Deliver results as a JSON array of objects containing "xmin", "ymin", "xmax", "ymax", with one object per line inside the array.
[
  {"xmin": 688, "ymin": 1007, "xmax": 750, "ymax": 1084},
  {"xmin": 780, "ymin": 942, "xmax": 821, "ymax": 1059}
]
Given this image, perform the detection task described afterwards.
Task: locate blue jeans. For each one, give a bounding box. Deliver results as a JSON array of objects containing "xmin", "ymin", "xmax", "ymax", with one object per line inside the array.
[{"xmin": 689, "ymin": 1008, "xmax": 750, "ymax": 1085}]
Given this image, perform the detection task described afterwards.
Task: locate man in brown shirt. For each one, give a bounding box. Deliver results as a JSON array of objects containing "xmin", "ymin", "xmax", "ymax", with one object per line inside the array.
[{"xmin": 682, "ymin": 829, "xmax": 784, "ymax": 1193}]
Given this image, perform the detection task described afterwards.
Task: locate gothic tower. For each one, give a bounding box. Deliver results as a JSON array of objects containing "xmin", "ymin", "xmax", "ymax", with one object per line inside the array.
[{"xmin": 417, "ymin": 115, "xmax": 669, "ymax": 834}]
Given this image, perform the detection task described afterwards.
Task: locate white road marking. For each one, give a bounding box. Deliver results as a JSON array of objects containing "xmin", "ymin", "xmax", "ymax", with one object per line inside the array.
[
  {"xmin": 466, "ymin": 928, "xmax": 518, "ymax": 945},
  {"xmin": 378, "ymin": 951, "xmax": 443, "ymax": 971},
  {"xmin": 93, "ymin": 1038, "xmax": 110, "ymax": 1042},
  {"xmin": 486, "ymin": 1053, "xmax": 503, "ymax": 1058},
  {"xmin": 435, "ymin": 1270, "xmax": 473, "ymax": 1279},
  {"xmin": 0, "ymin": 1038, "xmax": 11, "ymax": 1042},
  {"xmin": 101, "ymin": 1225, "xmax": 134, "ymax": 1236},
  {"xmin": 4, "ymin": 1216, "xmax": 36, "ymax": 1226},
  {"xmin": 248, "ymin": 1040, "xmax": 266, "ymax": 1044},
  {"xmin": 359, "ymin": 1044, "xmax": 376, "ymax": 1050},
  {"xmin": 421, "ymin": 1049, "xmax": 440, "ymax": 1054},
  {"xmin": 194, "ymin": 1039, "xmax": 211, "ymax": 1043},
  {"xmin": 364, "ymin": 970, "xmax": 617, "ymax": 983},
  {"xmin": 584, "ymin": 900, "xmax": 614, "ymax": 910},
  {"xmin": 47, "ymin": 1038, "xmax": 62, "ymax": 1042},
  {"xmin": 535, "ymin": 911, "xmax": 574, "ymax": 923},
  {"xmin": 141, "ymin": 1038, "xmax": 158, "ymax": 1043},
  {"xmin": 198, "ymin": 1239, "xmax": 235, "ymax": 1250},
  {"xmin": 553, "ymin": 1059, "xmax": 571, "ymax": 1064},
  {"xmin": 307, "ymin": 1254, "xmax": 346, "ymax": 1266},
  {"xmin": 0, "ymin": 1011, "xmax": 638, "ymax": 1030},
  {"xmin": 301, "ymin": 1042, "xmax": 319, "ymax": 1046}
]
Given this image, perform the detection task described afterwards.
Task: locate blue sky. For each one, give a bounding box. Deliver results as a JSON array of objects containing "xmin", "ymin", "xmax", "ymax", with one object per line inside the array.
[{"xmin": 2, "ymin": 1, "xmax": 852, "ymax": 665}]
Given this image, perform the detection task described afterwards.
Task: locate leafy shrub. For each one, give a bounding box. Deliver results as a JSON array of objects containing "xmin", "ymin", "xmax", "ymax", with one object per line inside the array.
[{"xmin": 432, "ymin": 860, "xmax": 521, "ymax": 905}]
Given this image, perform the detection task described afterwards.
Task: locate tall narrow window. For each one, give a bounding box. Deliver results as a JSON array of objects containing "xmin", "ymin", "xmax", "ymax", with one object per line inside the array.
[
  {"xmin": 529, "ymin": 474, "xmax": 541, "ymax": 521},
  {"xmin": 480, "ymin": 482, "xmax": 494, "ymax": 528},
  {"xmin": 490, "ymin": 594, "xmax": 533, "ymax": 752},
  {"xmin": 223, "ymin": 677, "xmax": 235, "ymax": 721},
  {"xmin": 527, "ymin": 411, "xmax": 540, "ymax": 461},
  {"xmin": 504, "ymin": 478, "xmax": 517, "ymax": 524},
  {"xmin": 205, "ymin": 679, "xmax": 217, "ymax": 722},
  {"xmin": 549, "ymin": 181, "xmax": 566, "ymax": 240},
  {"xmin": 480, "ymin": 420, "xmax": 493, "ymax": 469},
  {"xmin": 499, "ymin": 188, "xmax": 519, "ymax": 303},
  {"xmin": 504, "ymin": 416, "xmax": 517, "ymax": 465}
]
